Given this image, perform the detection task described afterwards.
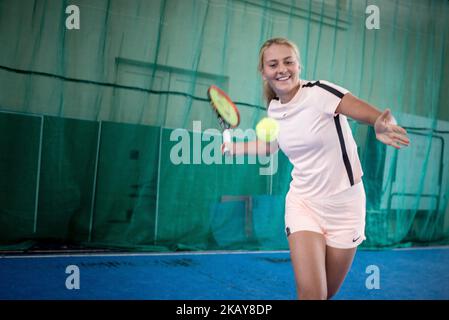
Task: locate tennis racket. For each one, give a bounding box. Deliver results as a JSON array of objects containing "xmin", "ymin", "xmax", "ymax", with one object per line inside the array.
[{"xmin": 207, "ymin": 85, "xmax": 240, "ymax": 155}]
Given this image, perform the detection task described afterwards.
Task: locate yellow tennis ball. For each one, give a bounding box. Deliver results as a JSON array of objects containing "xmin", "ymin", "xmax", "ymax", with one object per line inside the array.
[{"xmin": 256, "ymin": 117, "xmax": 279, "ymax": 142}]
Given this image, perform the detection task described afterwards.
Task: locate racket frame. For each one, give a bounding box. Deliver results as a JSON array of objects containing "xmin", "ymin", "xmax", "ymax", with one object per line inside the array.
[
  {"xmin": 207, "ymin": 85, "xmax": 240, "ymax": 155},
  {"xmin": 207, "ymin": 85, "xmax": 240, "ymax": 129}
]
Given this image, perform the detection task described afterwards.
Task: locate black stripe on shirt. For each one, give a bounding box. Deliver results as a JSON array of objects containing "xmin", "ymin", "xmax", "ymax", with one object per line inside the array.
[
  {"xmin": 334, "ymin": 114, "xmax": 355, "ymax": 186},
  {"xmin": 302, "ymin": 81, "xmax": 344, "ymax": 98}
]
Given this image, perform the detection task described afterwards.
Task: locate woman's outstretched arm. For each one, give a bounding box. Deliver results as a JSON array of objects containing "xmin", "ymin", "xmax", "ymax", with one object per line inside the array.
[
  {"xmin": 223, "ymin": 140, "xmax": 279, "ymax": 156},
  {"xmin": 336, "ymin": 93, "xmax": 410, "ymax": 149}
]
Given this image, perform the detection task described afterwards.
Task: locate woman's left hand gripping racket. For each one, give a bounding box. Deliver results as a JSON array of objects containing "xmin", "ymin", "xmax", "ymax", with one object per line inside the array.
[{"xmin": 207, "ymin": 85, "xmax": 240, "ymax": 155}]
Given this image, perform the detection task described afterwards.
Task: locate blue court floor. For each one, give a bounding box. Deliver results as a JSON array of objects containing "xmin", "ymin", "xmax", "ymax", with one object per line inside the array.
[{"xmin": 1, "ymin": 247, "xmax": 448, "ymax": 300}]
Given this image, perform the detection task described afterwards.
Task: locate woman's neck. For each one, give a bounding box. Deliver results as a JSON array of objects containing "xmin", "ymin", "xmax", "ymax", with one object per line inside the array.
[{"xmin": 279, "ymin": 82, "xmax": 301, "ymax": 104}]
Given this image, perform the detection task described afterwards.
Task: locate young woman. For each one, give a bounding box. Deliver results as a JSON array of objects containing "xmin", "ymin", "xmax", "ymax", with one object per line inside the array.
[{"xmin": 224, "ymin": 38, "xmax": 410, "ymax": 300}]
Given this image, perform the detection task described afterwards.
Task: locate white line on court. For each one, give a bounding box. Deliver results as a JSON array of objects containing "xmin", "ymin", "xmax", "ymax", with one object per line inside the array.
[
  {"xmin": 0, "ymin": 250, "xmax": 290, "ymax": 259},
  {"xmin": 2, "ymin": 246, "xmax": 449, "ymax": 259}
]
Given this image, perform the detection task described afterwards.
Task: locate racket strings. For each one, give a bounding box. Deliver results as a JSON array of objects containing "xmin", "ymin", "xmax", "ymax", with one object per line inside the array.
[{"xmin": 215, "ymin": 108, "xmax": 230, "ymax": 130}]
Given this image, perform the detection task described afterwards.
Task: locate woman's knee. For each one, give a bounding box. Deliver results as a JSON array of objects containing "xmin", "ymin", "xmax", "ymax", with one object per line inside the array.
[{"xmin": 297, "ymin": 284, "xmax": 328, "ymax": 300}]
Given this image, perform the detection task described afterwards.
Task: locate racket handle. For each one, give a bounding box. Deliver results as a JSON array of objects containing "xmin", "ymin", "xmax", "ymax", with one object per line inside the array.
[{"xmin": 222, "ymin": 129, "xmax": 231, "ymax": 155}]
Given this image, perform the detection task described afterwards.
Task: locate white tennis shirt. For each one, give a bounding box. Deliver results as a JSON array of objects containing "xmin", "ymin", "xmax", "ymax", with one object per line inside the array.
[{"xmin": 267, "ymin": 80, "xmax": 363, "ymax": 199}]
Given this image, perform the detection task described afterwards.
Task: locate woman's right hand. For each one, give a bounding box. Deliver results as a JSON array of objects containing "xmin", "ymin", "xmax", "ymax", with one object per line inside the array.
[{"xmin": 221, "ymin": 142, "xmax": 233, "ymax": 155}]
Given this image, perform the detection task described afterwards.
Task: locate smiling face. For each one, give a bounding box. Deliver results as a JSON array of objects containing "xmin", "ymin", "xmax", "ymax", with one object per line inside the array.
[{"xmin": 261, "ymin": 43, "xmax": 301, "ymax": 103}]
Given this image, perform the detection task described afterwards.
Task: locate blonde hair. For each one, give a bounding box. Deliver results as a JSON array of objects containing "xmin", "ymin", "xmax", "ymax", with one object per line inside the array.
[{"xmin": 258, "ymin": 38, "xmax": 302, "ymax": 104}]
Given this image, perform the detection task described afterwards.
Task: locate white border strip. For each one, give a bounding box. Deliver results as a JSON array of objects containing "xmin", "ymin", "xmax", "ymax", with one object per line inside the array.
[
  {"xmin": 88, "ymin": 121, "xmax": 102, "ymax": 242},
  {"xmin": 33, "ymin": 115, "xmax": 44, "ymax": 233},
  {"xmin": 2, "ymin": 246, "xmax": 449, "ymax": 259},
  {"xmin": 391, "ymin": 245, "xmax": 449, "ymax": 251}
]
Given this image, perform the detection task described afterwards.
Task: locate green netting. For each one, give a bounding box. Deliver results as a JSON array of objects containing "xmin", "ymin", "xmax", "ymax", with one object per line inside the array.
[{"xmin": 0, "ymin": 0, "xmax": 448, "ymax": 251}]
